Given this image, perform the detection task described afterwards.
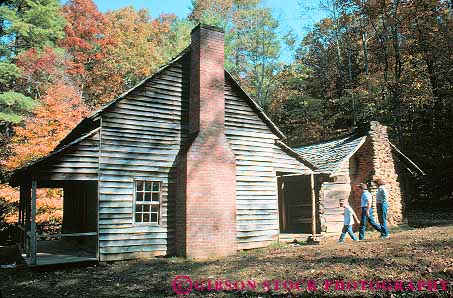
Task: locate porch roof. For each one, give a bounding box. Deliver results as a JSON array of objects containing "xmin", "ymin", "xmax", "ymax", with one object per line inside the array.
[{"xmin": 9, "ymin": 128, "xmax": 100, "ymax": 186}]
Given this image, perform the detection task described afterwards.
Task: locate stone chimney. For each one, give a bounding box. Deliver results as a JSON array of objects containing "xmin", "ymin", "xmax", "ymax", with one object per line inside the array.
[
  {"xmin": 176, "ymin": 24, "xmax": 237, "ymax": 258},
  {"xmin": 368, "ymin": 121, "xmax": 403, "ymax": 224}
]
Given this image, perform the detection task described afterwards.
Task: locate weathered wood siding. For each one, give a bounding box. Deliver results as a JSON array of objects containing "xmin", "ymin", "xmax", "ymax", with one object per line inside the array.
[
  {"xmin": 321, "ymin": 157, "xmax": 359, "ymax": 233},
  {"xmin": 98, "ymin": 59, "xmax": 188, "ymax": 261},
  {"xmin": 319, "ymin": 182, "xmax": 350, "ymax": 233},
  {"xmin": 225, "ymin": 80, "xmax": 309, "ymax": 249},
  {"xmin": 273, "ymin": 145, "xmax": 310, "ymax": 174},
  {"xmin": 97, "ymin": 56, "xmax": 310, "ymax": 259},
  {"xmin": 32, "ymin": 131, "xmax": 100, "ymax": 181}
]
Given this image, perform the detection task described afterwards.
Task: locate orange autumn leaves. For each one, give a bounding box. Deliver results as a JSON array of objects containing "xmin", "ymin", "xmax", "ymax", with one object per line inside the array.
[
  {"xmin": 1, "ymin": 83, "xmax": 86, "ymax": 228},
  {"xmin": 60, "ymin": 1, "xmax": 180, "ymax": 106},
  {"xmin": 0, "ymin": 186, "xmax": 63, "ymax": 225},
  {"xmin": 88, "ymin": 9, "xmax": 177, "ymax": 105},
  {"xmin": 3, "ymin": 83, "xmax": 88, "ymax": 170},
  {"xmin": 4, "ymin": 0, "xmax": 181, "ymax": 170},
  {"xmin": 1, "ymin": 0, "xmax": 188, "ymax": 232}
]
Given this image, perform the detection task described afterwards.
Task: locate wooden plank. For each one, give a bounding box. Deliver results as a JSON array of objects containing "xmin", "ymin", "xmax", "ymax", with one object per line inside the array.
[
  {"xmin": 30, "ymin": 180, "xmax": 37, "ymax": 265},
  {"xmin": 36, "ymin": 232, "xmax": 97, "ymax": 239},
  {"xmin": 100, "ymin": 244, "xmax": 167, "ymax": 254},
  {"xmin": 100, "ymin": 250, "xmax": 166, "ymax": 261},
  {"xmin": 99, "ymin": 238, "xmax": 167, "ymax": 247},
  {"xmin": 311, "ymin": 174, "xmax": 317, "ymax": 238},
  {"xmin": 99, "ymin": 232, "xmax": 167, "ymax": 241}
]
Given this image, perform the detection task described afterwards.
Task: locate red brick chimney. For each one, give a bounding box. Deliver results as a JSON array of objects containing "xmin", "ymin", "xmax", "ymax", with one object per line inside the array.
[{"xmin": 176, "ymin": 24, "xmax": 237, "ymax": 259}]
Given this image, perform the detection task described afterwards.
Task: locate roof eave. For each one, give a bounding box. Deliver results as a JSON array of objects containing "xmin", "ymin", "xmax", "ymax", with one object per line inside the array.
[
  {"xmin": 275, "ymin": 140, "xmax": 317, "ymax": 171},
  {"xmin": 329, "ymin": 136, "xmax": 367, "ymax": 177},
  {"xmin": 9, "ymin": 128, "xmax": 101, "ymax": 187}
]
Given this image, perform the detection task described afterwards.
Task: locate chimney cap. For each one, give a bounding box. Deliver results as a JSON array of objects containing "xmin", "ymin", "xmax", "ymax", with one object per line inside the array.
[{"xmin": 191, "ymin": 23, "xmax": 224, "ymax": 34}]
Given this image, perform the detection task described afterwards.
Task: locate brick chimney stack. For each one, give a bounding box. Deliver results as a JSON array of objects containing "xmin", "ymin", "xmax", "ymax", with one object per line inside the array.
[{"xmin": 176, "ymin": 24, "xmax": 237, "ymax": 259}]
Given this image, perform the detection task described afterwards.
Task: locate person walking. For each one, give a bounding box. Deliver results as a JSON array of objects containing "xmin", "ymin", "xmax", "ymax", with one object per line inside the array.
[
  {"xmin": 338, "ymin": 199, "xmax": 359, "ymax": 242},
  {"xmin": 375, "ymin": 177, "xmax": 390, "ymax": 238},
  {"xmin": 358, "ymin": 183, "xmax": 382, "ymax": 240}
]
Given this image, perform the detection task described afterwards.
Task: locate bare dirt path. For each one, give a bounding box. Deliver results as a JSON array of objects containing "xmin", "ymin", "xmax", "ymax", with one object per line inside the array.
[{"xmin": 1, "ymin": 225, "xmax": 452, "ymax": 297}]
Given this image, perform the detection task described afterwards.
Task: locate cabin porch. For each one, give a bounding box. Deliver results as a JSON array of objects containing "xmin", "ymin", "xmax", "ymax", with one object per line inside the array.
[{"xmin": 17, "ymin": 180, "xmax": 98, "ymax": 267}]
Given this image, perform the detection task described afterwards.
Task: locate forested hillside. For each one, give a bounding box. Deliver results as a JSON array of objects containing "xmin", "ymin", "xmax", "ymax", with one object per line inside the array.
[
  {"xmin": 267, "ymin": 0, "xmax": 453, "ymax": 206},
  {"xmin": 0, "ymin": 0, "xmax": 452, "ymax": 243}
]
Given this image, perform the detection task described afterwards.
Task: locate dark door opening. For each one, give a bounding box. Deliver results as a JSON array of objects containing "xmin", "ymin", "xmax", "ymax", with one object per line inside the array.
[{"xmin": 278, "ymin": 175, "xmax": 313, "ymax": 233}]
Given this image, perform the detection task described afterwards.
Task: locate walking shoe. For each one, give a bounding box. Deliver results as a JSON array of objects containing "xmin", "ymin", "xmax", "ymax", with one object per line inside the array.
[{"xmin": 380, "ymin": 235, "xmax": 390, "ymax": 239}]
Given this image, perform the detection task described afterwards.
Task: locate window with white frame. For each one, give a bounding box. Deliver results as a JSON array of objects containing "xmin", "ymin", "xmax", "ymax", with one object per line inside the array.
[{"xmin": 134, "ymin": 180, "xmax": 160, "ymax": 224}]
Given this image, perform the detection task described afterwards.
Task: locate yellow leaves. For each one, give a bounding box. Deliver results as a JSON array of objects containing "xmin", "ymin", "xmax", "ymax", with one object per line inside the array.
[{"xmin": 0, "ymin": 184, "xmax": 19, "ymax": 204}]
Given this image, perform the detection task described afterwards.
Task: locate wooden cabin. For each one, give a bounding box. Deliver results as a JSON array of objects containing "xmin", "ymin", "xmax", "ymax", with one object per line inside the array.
[
  {"xmin": 10, "ymin": 24, "xmax": 316, "ymax": 264},
  {"xmin": 293, "ymin": 121, "xmax": 425, "ymax": 234},
  {"xmin": 10, "ymin": 25, "xmax": 423, "ymax": 266}
]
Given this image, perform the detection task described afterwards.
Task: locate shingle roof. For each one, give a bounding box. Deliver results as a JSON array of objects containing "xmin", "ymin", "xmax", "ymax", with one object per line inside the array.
[{"xmin": 293, "ymin": 134, "xmax": 367, "ymax": 174}]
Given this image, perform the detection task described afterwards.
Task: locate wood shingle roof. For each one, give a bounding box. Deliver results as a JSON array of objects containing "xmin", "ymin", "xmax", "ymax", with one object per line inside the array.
[{"xmin": 293, "ymin": 134, "xmax": 367, "ymax": 174}]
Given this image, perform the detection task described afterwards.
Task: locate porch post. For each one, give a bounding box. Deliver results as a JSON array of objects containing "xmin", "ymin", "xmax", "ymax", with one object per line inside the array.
[
  {"xmin": 19, "ymin": 184, "xmax": 29, "ymax": 250},
  {"xmin": 310, "ymin": 174, "xmax": 317, "ymax": 240},
  {"xmin": 30, "ymin": 180, "xmax": 37, "ymax": 265},
  {"xmin": 24, "ymin": 181, "xmax": 31, "ymax": 256}
]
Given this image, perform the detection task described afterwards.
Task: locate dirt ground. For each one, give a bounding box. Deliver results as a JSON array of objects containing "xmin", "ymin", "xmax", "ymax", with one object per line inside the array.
[{"xmin": 1, "ymin": 223, "xmax": 452, "ymax": 298}]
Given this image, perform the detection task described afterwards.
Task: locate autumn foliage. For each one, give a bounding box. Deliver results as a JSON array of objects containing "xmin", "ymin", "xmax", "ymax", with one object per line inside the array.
[
  {"xmin": 16, "ymin": 47, "xmax": 66, "ymax": 97},
  {"xmin": 60, "ymin": 0, "xmax": 108, "ymax": 85},
  {"xmin": 89, "ymin": 9, "xmax": 176, "ymax": 104},
  {"xmin": 3, "ymin": 82, "xmax": 88, "ymax": 170},
  {"xmin": 0, "ymin": 0, "xmax": 190, "ymax": 243}
]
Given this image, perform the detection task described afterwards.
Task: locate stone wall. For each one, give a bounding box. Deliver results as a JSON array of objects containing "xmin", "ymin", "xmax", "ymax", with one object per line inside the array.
[{"xmin": 368, "ymin": 121, "xmax": 403, "ymax": 224}]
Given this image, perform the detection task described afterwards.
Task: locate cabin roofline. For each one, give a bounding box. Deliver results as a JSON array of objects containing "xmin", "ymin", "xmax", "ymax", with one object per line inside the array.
[{"xmin": 9, "ymin": 128, "xmax": 100, "ymax": 186}]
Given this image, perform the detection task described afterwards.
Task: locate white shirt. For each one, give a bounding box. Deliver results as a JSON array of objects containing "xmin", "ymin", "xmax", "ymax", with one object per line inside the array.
[
  {"xmin": 376, "ymin": 185, "xmax": 389, "ymax": 204},
  {"xmin": 344, "ymin": 205, "xmax": 356, "ymax": 225}
]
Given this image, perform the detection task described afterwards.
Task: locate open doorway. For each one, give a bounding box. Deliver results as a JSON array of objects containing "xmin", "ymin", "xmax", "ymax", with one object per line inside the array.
[{"xmin": 277, "ymin": 175, "xmax": 313, "ymax": 233}]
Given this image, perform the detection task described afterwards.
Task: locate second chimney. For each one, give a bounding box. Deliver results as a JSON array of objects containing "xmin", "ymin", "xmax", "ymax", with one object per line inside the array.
[{"xmin": 176, "ymin": 24, "xmax": 237, "ymax": 259}]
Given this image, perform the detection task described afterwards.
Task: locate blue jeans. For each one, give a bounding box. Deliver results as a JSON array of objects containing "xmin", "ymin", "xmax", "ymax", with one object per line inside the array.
[
  {"xmin": 377, "ymin": 202, "xmax": 389, "ymax": 236},
  {"xmin": 359, "ymin": 207, "xmax": 382, "ymax": 240},
  {"xmin": 339, "ymin": 225, "xmax": 357, "ymax": 242}
]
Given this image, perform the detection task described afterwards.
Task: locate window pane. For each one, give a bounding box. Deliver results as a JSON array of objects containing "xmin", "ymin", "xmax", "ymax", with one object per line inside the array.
[{"xmin": 135, "ymin": 180, "xmax": 160, "ymax": 224}]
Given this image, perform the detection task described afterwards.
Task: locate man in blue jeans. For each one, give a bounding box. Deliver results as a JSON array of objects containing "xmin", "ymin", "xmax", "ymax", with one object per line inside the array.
[
  {"xmin": 359, "ymin": 183, "xmax": 382, "ymax": 240},
  {"xmin": 374, "ymin": 177, "xmax": 390, "ymax": 238}
]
